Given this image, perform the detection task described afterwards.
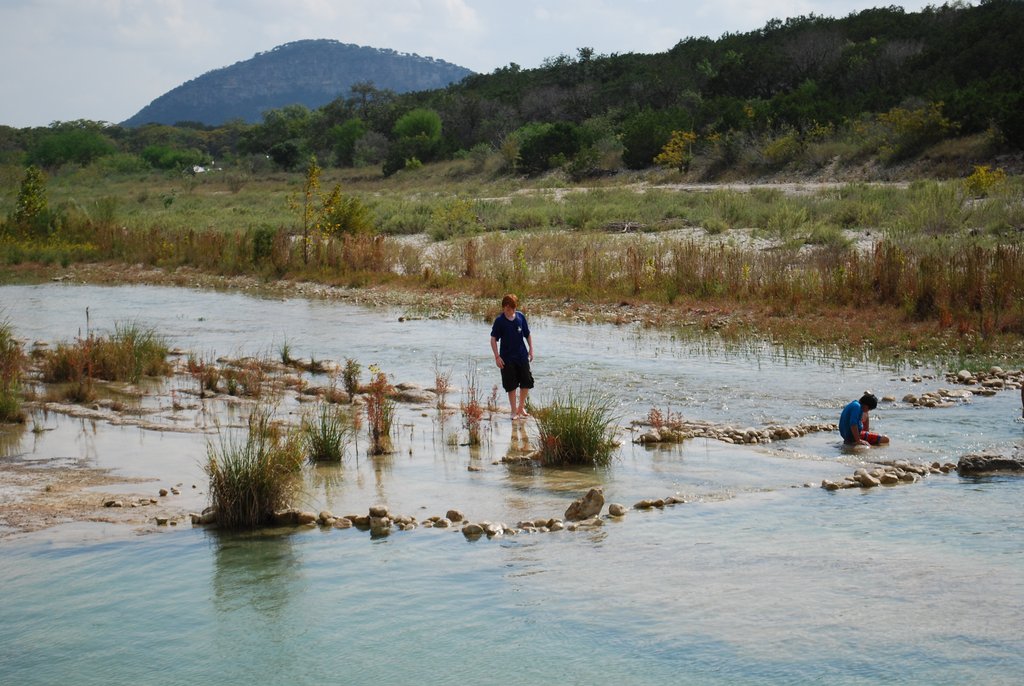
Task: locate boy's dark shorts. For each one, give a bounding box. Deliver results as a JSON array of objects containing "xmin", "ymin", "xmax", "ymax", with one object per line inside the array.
[{"xmin": 500, "ymin": 359, "xmax": 534, "ymax": 392}]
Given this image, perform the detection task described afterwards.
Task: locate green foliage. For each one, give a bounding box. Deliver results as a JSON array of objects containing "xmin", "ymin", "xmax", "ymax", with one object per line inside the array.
[
  {"xmin": 205, "ymin": 406, "xmax": 303, "ymax": 529},
  {"xmin": 515, "ymin": 122, "xmax": 582, "ymax": 174},
  {"xmin": 620, "ymin": 108, "xmax": 692, "ymax": 169},
  {"xmin": 342, "ymin": 358, "xmax": 361, "ymax": 400},
  {"xmin": 302, "ymin": 402, "xmax": 354, "ymax": 462},
  {"xmin": 533, "ymin": 388, "xmax": 619, "ymax": 467},
  {"xmin": 10, "ymin": 165, "xmax": 48, "ymax": 234},
  {"xmin": 331, "ymin": 118, "xmax": 367, "ymax": 166},
  {"xmin": 141, "ymin": 145, "xmax": 207, "ymax": 170},
  {"xmin": 393, "ymin": 108, "xmax": 442, "ymax": 141},
  {"xmin": 28, "ymin": 124, "xmax": 115, "ymax": 168},
  {"xmin": 429, "ymin": 197, "xmax": 478, "ymax": 240},
  {"xmin": 0, "ymin": 319, "xmax": 26, "ymax": 423}
]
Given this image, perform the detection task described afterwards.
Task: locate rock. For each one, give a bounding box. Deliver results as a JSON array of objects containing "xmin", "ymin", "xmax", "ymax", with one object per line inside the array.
[
  {"xmin": 159, "ymin": 488, "xmax": 168, "ymax": 497},
  {"xmin": 318, "ymin": 510, "xmax": 335, "ymax": 524},
  {"xmin": 462, "ymin": 523, "xmax": 484, "ymax": 537},
  {"xmin": 103, "ymin": 499, "xmax": 123, "ymax": 508},
  {"xmin": 564, "ymin": 487, "xmax": 605, "ymax": 521},
  {"xmin": 445, "ymin": 509, "xmax": 464, "ymax": 522},
  {"xmin": 369, "ymin": 516, "xmax": 391, "ymax": 536},
  {"xmin": 608, "ymin": 503, "xmax": 627, "ymax": 517},
  {"xmin": 957, "ymin": 454, "xmax": 1024, "ymax": 476},
  {"xmin": 332, "ymin": 517, "xmax": 353, "ymax": 529},
  {"xmin": 635, "ymin": 429, "xmax": 661, "ymax": 444},
  {"xmin": 368, "ymin": 504, "xmax": 389, "ymax": 518},
  {"xmin": 853, "ymin": 469, "xmax": 881, "ymax": 488},
  {"xmin": 956, "ymin": 369, "xmax": 974, "ymax": 383},
  {"xmin": 155, "ymin": 516, "xmax": 169, "ymax": 526},
  {"xmin": 634, "ymin": 499, "xmax": 656, "ymax": 509},
  {"xmin": 434, "ymin": 517, "xmax": 452, "ymax": 528}
]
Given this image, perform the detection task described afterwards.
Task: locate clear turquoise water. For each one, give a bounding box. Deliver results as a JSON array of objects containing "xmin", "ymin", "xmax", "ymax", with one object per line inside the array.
[{"xmin": 1, "ymin": 283, "xmax": 1022, "ymax": 685}]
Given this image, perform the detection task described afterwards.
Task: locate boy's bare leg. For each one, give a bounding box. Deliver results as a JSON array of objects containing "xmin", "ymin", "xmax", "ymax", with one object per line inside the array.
[
  {"xmin": 517, "ymin": 388, "xmax": 530, "ymax": 417},
  {"xmin": 507, "ymin": 390, "xmax": 517, "ymax": 418}
]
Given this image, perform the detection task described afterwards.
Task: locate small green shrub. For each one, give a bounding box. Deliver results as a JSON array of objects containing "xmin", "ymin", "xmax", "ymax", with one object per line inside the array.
[
  {"xmin": 533, "ymin": 388, "xmax": 619, "ymax": 467},
  {"xmin": 342, "ymin": 358, "xmax": 361, "ymax": 401}
]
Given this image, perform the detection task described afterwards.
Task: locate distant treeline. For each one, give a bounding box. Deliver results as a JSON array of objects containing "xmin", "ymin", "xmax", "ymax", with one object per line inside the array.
[{"xmin": 1, "ymin": 1, "xmax": 1021, "ymax": 178}]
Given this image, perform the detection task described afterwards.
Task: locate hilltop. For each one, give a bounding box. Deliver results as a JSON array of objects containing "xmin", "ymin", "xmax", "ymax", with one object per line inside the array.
[{"xmin": 121, "ymin": 39, "xmax": 474, "ymax": 127}]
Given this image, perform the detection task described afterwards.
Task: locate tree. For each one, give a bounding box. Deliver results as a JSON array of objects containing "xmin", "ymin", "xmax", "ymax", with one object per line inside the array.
[
  {"xmin": 393, "ymin": 108, "xmax": 442, "ymax": 140},
  {"xmin": 654, "ymin": 130, "xmax": 697, "ymax": 172},
  {"xmin": 383, "ymin": 108, "xmax": 444, "ymax": 176},
  {"xmin": 11, "ymin": 165, "xmax": 48, "ymax": 235},
  {"xmin": 28, "ymin": 123, "xmax": 116, "ymax": 168},
  {"xmin": 330, "ymin": 118, "xmax": 366, "ymax": 166}
]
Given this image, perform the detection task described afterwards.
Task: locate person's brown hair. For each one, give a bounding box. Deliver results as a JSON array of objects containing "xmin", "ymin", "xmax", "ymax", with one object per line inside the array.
[{"xmin": 501, "ymin": 294, "xmax": 518, "ymax": 309}]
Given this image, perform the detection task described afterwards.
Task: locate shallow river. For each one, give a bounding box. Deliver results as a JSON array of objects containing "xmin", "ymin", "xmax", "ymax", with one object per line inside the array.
[{"xmin": 1, "ymin": 283, "xmax": 1022, "ymax": 685}]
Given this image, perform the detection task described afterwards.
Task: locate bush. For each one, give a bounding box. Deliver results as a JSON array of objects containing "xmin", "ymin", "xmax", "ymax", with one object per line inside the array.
[
  {"xmin": 302, "ymin": 402, "xmax": 354, "ymax": 462},
  {"xmin": 533, "ymin": 388, "xmax": 619, "ymax": 466},
  {"xmin": 205, "ymin": 407, "xmax": 303, "ymax": 529}
]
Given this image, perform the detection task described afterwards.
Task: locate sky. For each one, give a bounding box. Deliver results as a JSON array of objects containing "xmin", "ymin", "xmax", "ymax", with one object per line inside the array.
[{"xmin": 0, "ymin": 0, "xmax": 949, "ymax": 129}]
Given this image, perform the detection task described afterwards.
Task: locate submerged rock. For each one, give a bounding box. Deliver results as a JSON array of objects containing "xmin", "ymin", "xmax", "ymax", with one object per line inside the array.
[{"xmin": 957, "ymin": 454, "xmax": 1024, "ymax": 476}]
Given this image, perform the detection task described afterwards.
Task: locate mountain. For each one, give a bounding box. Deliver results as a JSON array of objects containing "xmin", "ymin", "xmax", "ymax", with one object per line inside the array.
[{"xmin": 121, "ymin": 39, "xmax": 474, "ymax": 127}]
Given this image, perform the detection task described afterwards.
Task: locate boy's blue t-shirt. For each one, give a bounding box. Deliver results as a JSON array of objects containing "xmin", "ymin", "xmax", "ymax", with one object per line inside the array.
[
  {"xmin": 839, "ymin": 400, "xmax": 863, "ymax": 442},
  {"xmin": 490, "ymin": 311, "xmax": 530, "ymax": 363}
]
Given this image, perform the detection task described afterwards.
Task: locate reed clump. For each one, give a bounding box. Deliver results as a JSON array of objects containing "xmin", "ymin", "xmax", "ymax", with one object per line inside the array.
[
  {"xmin": 301, "ymin": 402, "xmax": 355, "ymax": 463},
  {"xmin": 0, "ymin": 319, "xmax": 26, "ymax": 423},
  {"xmin": 40, "ymin": 322, "xmax": 171, "ymax": 385},
  {"xmin": 205, "ymin": 407, "xmax": 303, "ymax": 529},
  {"xmin": 533, "ymin": 389, "xmax": 619, "ymax": 467}
]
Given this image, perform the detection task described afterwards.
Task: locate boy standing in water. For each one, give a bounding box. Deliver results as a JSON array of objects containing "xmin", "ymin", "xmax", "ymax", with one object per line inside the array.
[
  {"xmin": 839, "ymin": 392, "xmax": 890, "ymax": 446},
  {"xmin": 490, "ymin": 293, "xmax": 535, "ymax": 420}
]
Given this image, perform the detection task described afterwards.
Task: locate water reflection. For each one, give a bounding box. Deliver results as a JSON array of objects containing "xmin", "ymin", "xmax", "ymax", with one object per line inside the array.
[
  {"xmin": 212, "ymin": 531, "xmax": 300, "ymax": 620},
  {"xmin": 0, "ymin": 421, "xmax": 27, "ymax": 458}
]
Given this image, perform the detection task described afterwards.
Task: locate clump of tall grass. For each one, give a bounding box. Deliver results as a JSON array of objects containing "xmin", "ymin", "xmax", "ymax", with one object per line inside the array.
[
  {"xmin": 0, "ymin": 319, "xmax": 26, "ymax": 423},
  {"xmin": 40, "ymin": 321, "xmax": 171, "ymax": 385},
  {"xmin": 533, "ymin": 388, "xmax": 619, "ymax": 467},
  {"xmin": 205, "ymin": 406, "xmax": 303, "ymax": 529},
  {"xmin": 302, "ymin": 402, "xmax": 354, "ymax": 463}
]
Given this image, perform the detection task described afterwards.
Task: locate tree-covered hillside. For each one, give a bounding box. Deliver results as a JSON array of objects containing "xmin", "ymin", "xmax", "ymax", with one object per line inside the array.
[
  {"xmin": 121, "ymin": 40, "xmax": 474, "ymax": 127},
  {"xmin": 2, "ymin": 1, "xmax": 1021, "ymax": 179}
]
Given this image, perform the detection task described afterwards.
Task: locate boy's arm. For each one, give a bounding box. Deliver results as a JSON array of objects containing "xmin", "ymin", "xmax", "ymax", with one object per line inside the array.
[
  {"xmin": 490, "ymin": 336, "xmax": 503, "ymax": 368},
  {"xmin": 527, "ymin": 334, "xmax": 534, "ymax": 361}
]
